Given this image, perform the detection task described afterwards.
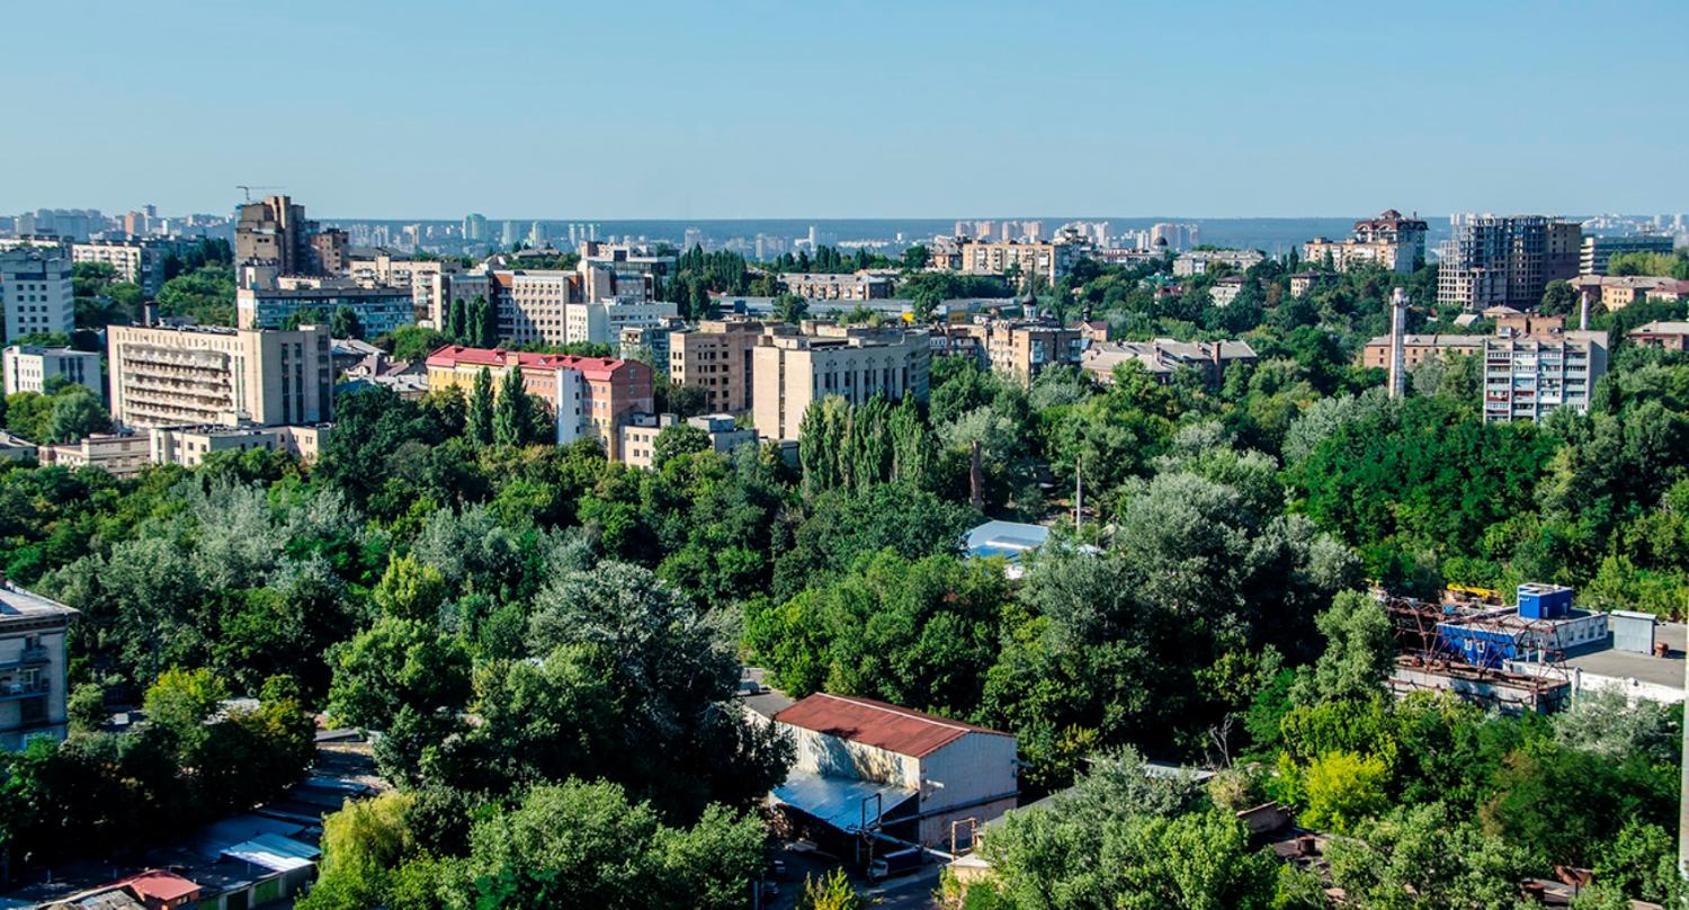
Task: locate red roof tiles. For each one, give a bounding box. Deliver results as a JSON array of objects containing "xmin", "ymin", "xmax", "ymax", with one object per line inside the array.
[
  {"xmin": 424, "ymin": 345, "xmax": 631, "ymax": 381},
  {"xmin": 773, "ymin": 692, "xmax": 1010, "ymax": 758}
]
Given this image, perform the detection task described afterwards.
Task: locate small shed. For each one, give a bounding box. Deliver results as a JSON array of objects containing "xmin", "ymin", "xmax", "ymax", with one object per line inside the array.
[{"xmin": 1611, "ymin": 610, "xmax": 1658, "ymax": 655}]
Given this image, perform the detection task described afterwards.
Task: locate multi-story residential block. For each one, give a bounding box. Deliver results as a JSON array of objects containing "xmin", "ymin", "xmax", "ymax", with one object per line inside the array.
[
  {"xmin": 1172, "ymin": 249, "xmax": 1265, "ymax": 277},
  {"xmin": 69, "ymin": 240, "xmax": 167, "ymax": 295},
  {"xmin": 930, "ymin": 235, "xmax": 1089, "ymax": 283},
  {"xmin": 424, "ymin": 346, "xmax": 654, "ymax": 458},
  {"xmin": 38, "ymin": 433, "xmax": 153, "ymax": 477},
  {"xmin": 777, "ymin": 272, "xmax": 893, "ymax": 301},
  {"xmin": 578, "ymin": 241, "xmax": 673, "ymax": 304},
  {"xmin": 1, "ymin": 248, "xmax": 74, "ymax": 341},
  {"xmin": 1481, "ymin": 330, "xmax": 1608, "ymax": 423},
  {"xmin": 1303, "ymin": 209, "xmax": 1428, "ymax": 274},
  {"xmin": 309, "ymin": 228, "xmax": 349, "ymax": 275},
  {"xmin": 149, "ymin": 423, "xmax": 328, "ymax": 469},
  {"xmin": 1208, "ymin": 275, "xmax": 1245, "ymax": 307},
  {"xmin": 751, "ymin": 324, "xmax": 930, "ymax": 441},
  {"xmin": 1437, "ymin": 214, "xmax": 1581, "ymax": 311},
  {"xmin": 563, "ymin": 299, "xmax": 681, "ymax": 347},
  {"xmin": 107, "ymin": 324, "xmax": 333, "ymax": 429},
  {"xmin": 0, "ymin": 581, "xmax": 76, "ymax": 750},
  {"xmin": 619, "ymin": 412, "xmax": 757, "ymax": 470},
  {"xmin": 346, "ymin": 253, "xmax": 460, "ymax": 325},
  {"xmin": 1579, "ymin": 233, "xmax": 1677, "ymax": 275},
  {"xmin": 236, "ymin": 284, "xmax": 415, "ymax": 336},
  {"xmin": 1288, "ymin": 271, "xmax": 1333, "ymax": 298},
  {"xmin": 235, "ymin": 195, "xmax": 317, "ymax": 284},
  {"xmin": 618, "ymin": 318, "xmax": 684, "ymax": 365},
  {"xmin": 1628, "ymin": 321, "xmax": 1689, "ymax": 352},
  {"xmin": 668, "ymin": 318, "xmax": 765, "ymax": 414},
  {"xmin": 1360, "ymin": 333, "xmax": 1488, "ymax": 371},
  {"xmin": 2, "ymin": 345, "xmax": 101, "ymax": 397},
  {"xmin": 1080, "ymin": 338, "xmax": 1256, "ymax": 386},
  {"xmin": 957, "ymin": 320, "xmax": 1084, "ymax": 384}
]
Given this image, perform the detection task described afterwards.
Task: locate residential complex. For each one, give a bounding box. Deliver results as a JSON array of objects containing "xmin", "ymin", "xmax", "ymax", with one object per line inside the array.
[
  {"xmin": 1, "ymin": 248, "xmax": 74, "ymax": 341},
  {"xmin": 1172, "ymin": 249, "xmax": 1265, "ymax": 277},
  {"xmin": 930, "ymin": 235, "xmax": 1089, "ymax": 283},
  {"xmin": 1437, "ymin": 214, "xmax": 1580, "ymax": 311},
  {"xmin": 236, "ymin": 284, "xmax": 416, "ymax": 336},
  {"xmin": 750, "ymin": 324, "xmax": 930, "ymax": 441},
  {"xmin": 1579, "ymin": 233, "xmax": 1676, "ymax": 276},
  {"xmin": 669, "ymin": 319, "xmax": 765, "ymax": 413},
  {"xmin": 1080, "ymin": 338, "xmax": 1256, "ymax": 386},
  {"xmin": 777, "ymin": 271, "xmax": 893, "ymax": 301},
  {"xmin": 2, "ymin": 345, "xmax": 101, "ymax": 397},
  {"xmin": 1302, "ymin": 209, "xmax": 1428, "ymax": 274},
  {"xmin": 69, "ymin": 240, "xmax": 168, "ymax": 295},
  {"xmin": 940, "ymin": 320, "xmax": 1083, "ymax": 384},
  {"xmin": 0, "ymin": 582, "xmax": 76, "ymax": 750},
  {"xmin": 1481, "ymin": 330, "xmax": 1608, "ymax": 423},
  {"xmin": 346, "ymin": 253, "xmax": 460, "ymax": 324},
  {"xmin": 1360, "ymin": 333, "xmax": 1487, "ymax": 371},
  {"xmin": 1628, "ymin": 320, "xmax": 1689, "ymax": 352},
  {"xmin": 1569, "ymin": 274, "xmax": 1689, "ymax": 311},
  {"xmin": 424, "ymin": 346, "xmax": 654, "ymax": 458},
  {"xmin": 235, "ymin": 195, "xmax": 319, "ymax": 282},
  {"xmin": 107, "ymin": 325, "xmax": 333, "ymax": 429}
]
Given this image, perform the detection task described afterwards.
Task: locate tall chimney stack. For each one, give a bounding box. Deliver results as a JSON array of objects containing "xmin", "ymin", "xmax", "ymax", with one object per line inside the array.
[
  {"xmin": 1579, "ymin": 287, "xmax": 1591, "ymax": 331},
  {"xmin": 1388, "ymin": 288, "xmax": 1408, "ymax": 399}
]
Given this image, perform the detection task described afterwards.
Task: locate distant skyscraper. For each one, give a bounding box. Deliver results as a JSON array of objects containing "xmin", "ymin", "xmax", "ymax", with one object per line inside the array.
[
  {"xmin": 1023, "ymin": 221, "xmax": 1044, "ymax": 243},
  {"xmin": 463, "ymin": 213, "xmax": 487, "ymax": 242},
  {"xmin": 501, "ymin": 221, "xmax": 519, "ymax": 248},
  {"xmin": 953, "ymin": 220, "xmax": 971, "ymax": 239},
  {"xmin": 684, "ymin": 227, "xmax": 705, "ymax": 251},
  {"xmin": 527, "ymin": 221, "xmax": 547, "ymax": 247},
  {"xmin": 807, "ymin": 225, "xmax": 818, "ymax": 249}
]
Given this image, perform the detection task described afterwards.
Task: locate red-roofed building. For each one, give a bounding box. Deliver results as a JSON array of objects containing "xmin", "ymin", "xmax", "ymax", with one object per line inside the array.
[
  {"xmin": 769, "ymin": 693, "xmax": 1018, "ymax": 848},
  {"xmin": 425, "ymin": 345, "xmax": 654, "ymax": 458},
  {"xmin": 120, "ymin": 870, "xmax": 203, "ymax": 909}
]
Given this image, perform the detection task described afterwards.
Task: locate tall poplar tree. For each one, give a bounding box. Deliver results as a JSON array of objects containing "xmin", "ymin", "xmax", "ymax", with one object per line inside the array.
[{"xmin": 467, "ymin": 366, "xmax": 495, "ymax": 446}]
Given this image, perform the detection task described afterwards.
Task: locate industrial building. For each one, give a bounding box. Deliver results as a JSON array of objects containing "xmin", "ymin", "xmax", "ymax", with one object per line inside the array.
[
  {"xmin": 768, "ymin": 692, "xmax": 1018, "ymax": 853},
  {"xmin": 1436, "ymin": 584, "xmax": 1608, "ymax": 669}
]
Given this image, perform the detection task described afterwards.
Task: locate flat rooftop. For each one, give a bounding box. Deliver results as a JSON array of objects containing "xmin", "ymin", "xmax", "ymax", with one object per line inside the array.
[
  {"xmin": 1562, "ymin": 621, "xmax": 1686, "ymax": 689},
  {"xmin": 0, "ymin": 582, "xmax": 77, "ymax": 621}
]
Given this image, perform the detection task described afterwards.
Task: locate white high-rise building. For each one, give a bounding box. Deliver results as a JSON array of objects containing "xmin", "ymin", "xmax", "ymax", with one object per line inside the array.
[{"xmin": 0, "ymin": 249, "xmax": 74, "ymax": 341}]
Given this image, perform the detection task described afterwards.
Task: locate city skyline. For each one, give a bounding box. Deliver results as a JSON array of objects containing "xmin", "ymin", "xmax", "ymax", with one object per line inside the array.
[{"xmin": 3, "ymin": 1, "xmax": 1686, "ymax": 218}]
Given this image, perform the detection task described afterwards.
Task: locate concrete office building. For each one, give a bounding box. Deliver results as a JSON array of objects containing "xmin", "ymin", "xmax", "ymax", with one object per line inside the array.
[
  {"xmin": 1437, "ymin": 214, "xmax": 1581, "ymax": 311},
  {"xmin": 1, "ymin": 248, "xmax": 74, "ymax": 341},
  {"xmin": 38, "ymin": 434, "xmax": 153, "ymax": 477},
  {"xmin": 424, "ymin": 346, "xmax": 654, "ymax": 458},
  {"xmin": 751, "ymin": 324, "xmax": 929, "ymax": 441},
  {"xmin": 236, "ymin": 285, "xmax": 415, "ymax": 336},
  {"xmin": 619, "ymin": 412, "xmax": 757, "ymax": 470},
  {"xmin": 618, "ymin": 318, "xmax": 684, "ymax": 365},
  {"xmin": 2, "ymin": 345, "xmax": 101, "ymax": 397},
  {"xmin": 107, "ymin": 324, "xmax": 333, "ymax": 429},
  {"xmin": 1580, "ymin": 233, "xmax": 1675, "ymax": 276},
  {"xmin": 1482, "ymin": 330, "xmax": 1607, "ymax": 423},
  {"xmin": 149, "ymin": 424, "xmax": 328, "ymax": 469},
  {"xmin": 346, "ymin": 253, "xmax": 459, "ymax": 325},
  {"xmin": 669, "ymin": 319, "xmax": 765, "ymax": 414},
  {"xmin": 578, "ymin": 241, "xmax": 673, "ymax": 304},
  {"xmin": 0, "ymin": 581, "xmax": 76, "ymax": 750}
]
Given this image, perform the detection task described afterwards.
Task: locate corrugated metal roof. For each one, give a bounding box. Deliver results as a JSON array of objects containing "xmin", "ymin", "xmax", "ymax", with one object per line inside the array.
[
  {"xmin": 774, "ymin": 693, "xmax": 1009, "ymax": 758},
  {"xmin": 219, "ymin": 833, "xmax": 319, "ymax": 873},
  {"xmin": 771, "ymin": 770, "xmax": 915, "ymax": 833}
]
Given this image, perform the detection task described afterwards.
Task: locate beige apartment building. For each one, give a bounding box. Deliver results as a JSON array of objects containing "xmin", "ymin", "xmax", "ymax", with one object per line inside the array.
[
  {"xmin": 2, "ymin": 345, "xmax": 102, "ymax": 397},
  {"xmin": 347, "ymin": 253, "xmax": 460, "ymax": 324},
  {"xmin": 107, "ymin": 325, "xmax": 333, "ymax": 429},
  {"xmin": 70, "ymin": 241, "xmax": 167, "ymax": 295},
  {"xmin": 777, "ymin": 272, "xmax": 893, "ymax": 300},
  {"xmin": 669, "ymin": 319, "xmax": 765, "ymax": 413},
  {"xmin": 620, "ymin": 413, "xmax": 757, "ymax": 470},
  {"xmin": 1360, "ymin": 333, "xmax": 1487, "ymax": 371},
  {"xmin": 751, "ymin": 324, "xmax": 930, "ymax": 441},
  {"xmin": 954, "ymin": 320, "xmax": 1083, "ymax": 384}
]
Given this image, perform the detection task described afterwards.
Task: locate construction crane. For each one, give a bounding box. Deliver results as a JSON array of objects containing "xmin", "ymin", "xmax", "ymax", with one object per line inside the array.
[{"xmin": 235, "ymin": 185, "xmax": 285, "ymax": 203}]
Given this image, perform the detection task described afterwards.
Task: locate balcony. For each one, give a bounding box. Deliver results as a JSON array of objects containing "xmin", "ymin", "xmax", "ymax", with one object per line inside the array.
[
  {"xmin": 0, "ymin": 646, "xmax": 50, "ymax": 671},
  {"xmin": 0, "ymin": 678, "xmax": 49, "ymax": 701}
]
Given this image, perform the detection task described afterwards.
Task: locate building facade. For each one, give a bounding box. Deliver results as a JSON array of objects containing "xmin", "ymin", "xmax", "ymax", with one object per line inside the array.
[
  {"xmin": 1080, "ymin": 338, "xmax": 1256, "ymax": 386},
  {"xmin": 0, "ymin": 582, "xmax": 75, "ymax": 750},
  {"xmin": 750, "ymin": 325, "xmax": 930, "ymax": 441},
  {"xmin": 1172, "ymin": 249, "xmax": 1266, "ymax": 277},
  {"xmin": 563, "ymin": 299, "xmax": 681, "ymax": 347},
  {"xmin": 669, "ymin": 319, "xmax": 765, "ymax": 414},
  {"xmin": 1481, "ymin": 330, "xmax": 1608, "ymax": 423},
  {"xmin": 424, "ymin": 346, "xmax": 654, "ymax": 458},
  {"xmin": 1579, "ymin": 233, "xmax": 1676, "ymax": 276},
  {"xmin": 70, "ymin": 240, "xmax": 167, "ymax": 295},
  {"xmin": 235, "ymin": 195, "xmax": 317, "ymax": 283},
  {"xmin": 107, "ymin": 325, "xmax": 333, "ymax": 429},
  {"xmin": 2, "ymin": 345, "xmax": 102, "ymax": 397},
  {"xmin": 1, "ymin": 248, "xmax": 74, "ymax": 341},
  {"xmin": 1303, "ymin": 209, "xmax": 1428, "ymax": 274},
  {"xmin": 1359, "ymin": 333, "xmax": 1487, "ymax": 371},
  {"xmin": 236, "ymin": 285, "xmax": 416, "ymax": 336},
  {"xmin": 1437, "ymin": 214, "xmax": 1581, "ymax": 311},
  {"xmin": 619, "ymin": 412, "xmax": 757, "ymax": 470},
  {"xmin": 777, "ymin": 272, "xmax": 893, "ymax": 301}
]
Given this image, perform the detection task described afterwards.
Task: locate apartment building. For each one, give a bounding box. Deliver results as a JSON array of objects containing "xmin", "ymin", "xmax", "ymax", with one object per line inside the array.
[
  {"xmin": 1580, "ymin": 233, "xmax": 1676, "ymax": 276},
  {"xmin": 619, "ymin": 413, "xmax": 758, "ymax": 470},
  {"xmin": 346, "ymin": 253, "xmax": 460, "ymax": 325},
  {"xmin": 956, "ymin": 320, "xmax": 1083, "ymax": 384},
  {"xmin": 578, "ymin": 241, "xmax": 673, "ymax": 304},
  {"xmin": 750, "ymin": 324, "xmax": 930, "ymax": 441},
  {"xmin": 1172, "ymin": 249, "xmax": 1265, "ymax": 277},
  {"xmin": 1360, "ymin": 333, "xmax": 1487, "ymax": 371},
  {"xmin": 310, "ymin": 228, "xmax": 349, "ymax": 275},
  {"xmin": 1081, "ymin": 338, "xmax": 1256, "ymax": 386},
  {"xmin": 563, "ymin": 299, "xmax": 681, "ymax": 347},
  {"xmin": 1, "ymin": 248, "xmax": 74, "ymax": 341},
  {"xmin": 1482, "ymin": 330, "xmax": 1608, "ymax": 423},
  {"xmin": 1303, "ymin": 209, "xmax": 1428, "ymax": 274},
  {"xmin": 1208, "ymin": 275, "xmax": 1245, "ymax": 307},
  {"xmin": 930, "ymin": 236, "xmax": 1088, "ymax": 283},
  {"xmin": 618, "ymin": 318, "xmax": 684, "ymax": 365},
  {"xmin": 236, "ymin": 284, "xmax": 416, "ymax": 336},
  {"xmin": 2, "ymin": 345, "xmax": 102, "ymax": 397},
  {"xmin": 777, "ymin": 272, "xmax": 893, "ymax": 301},
  {"xmin": 424, "ymin": 346, "xmax": 654, "ymax": 458},
  {"xmin": 1288, "ymin": 271, "xmax": 1333, "ymax": 298},
  {"xmin": 38, "ymin": 433, "xmax": 153, "ymax": 478},
  {"xmin": 235, "ymin": 195, "xmax": 317, "ymax": 283},
  {"xmin": 150, "ymin": 424, "xmax": 328, "ymax": 468},
  {"xmin": 669, "ymin": 319, "xmax": 765, "ymax": 413},
  {"xmin": 107, "ymin": 325, "xmax": 333, "ymax": 429},
  {"xmin": 1570, "ymin": 274, "xmax": 1689, "ymax": 311},
  {"xmin": 1628, "ymin": 321, "xmax": 1689, "ymax": 353},
  {"xmin": 1437, "ymin": 214, "xmax": 1581, "ymax": 311},
  {"xmin": 69, "ymin": 240, "xmax": 167, "ymax": 295},
  {"xmin": 0, "ymin": 581, "xmax": 76, "ymax": 750}
]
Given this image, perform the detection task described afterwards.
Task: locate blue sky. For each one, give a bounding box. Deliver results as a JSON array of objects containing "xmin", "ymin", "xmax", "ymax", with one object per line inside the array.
[{"xmin": 3, "ymin": 0, "xmax": 1684, "ymax": 219}]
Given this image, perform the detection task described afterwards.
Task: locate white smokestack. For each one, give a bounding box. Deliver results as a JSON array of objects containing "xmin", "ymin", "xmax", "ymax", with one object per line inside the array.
[{"xmin": 1388, "ymin": 288, "xmax": 1408, "ymax": 399}]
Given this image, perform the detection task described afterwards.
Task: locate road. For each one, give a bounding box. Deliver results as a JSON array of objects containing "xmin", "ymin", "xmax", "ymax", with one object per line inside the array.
[{"xmin": 762, "ymin": 840, "xmax": 942, "ymax": 910}]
